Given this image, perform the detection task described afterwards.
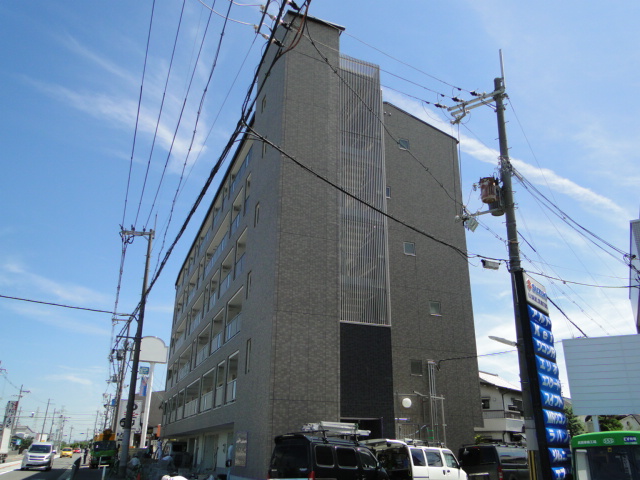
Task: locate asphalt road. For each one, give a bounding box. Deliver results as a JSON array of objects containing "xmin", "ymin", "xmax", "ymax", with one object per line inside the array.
[{"xmin": 0, "ymin": 454, "xmax": 96, "ymax": 480}]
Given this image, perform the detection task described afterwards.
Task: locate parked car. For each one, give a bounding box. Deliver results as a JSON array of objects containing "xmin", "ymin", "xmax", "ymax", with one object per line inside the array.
[
  {"xmin": 21, "ymin": 442, "xmax": 55, "ymax": 470},
  {"xmin": 61, "ymin": 447, "xmax": 74, "ymax": 458},
  {"xmin": 366, "ymin": 439, "xmax": 468, "ymax": 480},
  {"xmin": 73, "ymin": 448, "xmax": 81, "ymax": 453},
  {"xmin": 268, "ymin": 433, "xmax": 389, "ymax": 480},
  {"xmin": 457, "ymin": 444, "xmax": 528, "ymax": 480}
]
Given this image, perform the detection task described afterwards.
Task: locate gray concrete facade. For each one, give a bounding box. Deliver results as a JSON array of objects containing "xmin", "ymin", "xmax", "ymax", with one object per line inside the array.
[{"xmin": 162, "ymin": 12, "xmax": 481, "ymax": 480}]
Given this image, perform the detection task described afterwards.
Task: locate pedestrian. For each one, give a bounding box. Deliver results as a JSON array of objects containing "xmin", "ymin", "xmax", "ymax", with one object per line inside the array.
[{"xmin": 83, "ymin": 447, "xmax": 89, "ymax": 465}]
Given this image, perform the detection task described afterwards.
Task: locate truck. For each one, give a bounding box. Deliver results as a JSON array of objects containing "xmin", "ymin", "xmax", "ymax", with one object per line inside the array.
[{"xmin": 89, "ymin": 429, "xmax": 118, "ymax": 469}]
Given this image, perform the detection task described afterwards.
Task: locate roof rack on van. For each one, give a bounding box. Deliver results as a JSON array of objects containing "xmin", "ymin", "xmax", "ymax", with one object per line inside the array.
[{"xmin": 301, "ymin": 421, "xmax": 371, "ymax": 439}]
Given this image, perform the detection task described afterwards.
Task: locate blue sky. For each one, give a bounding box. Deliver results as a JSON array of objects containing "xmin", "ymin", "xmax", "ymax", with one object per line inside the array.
[{"xmin": 1, "ymin": 1, "xmax": 639, "ymax": 440}]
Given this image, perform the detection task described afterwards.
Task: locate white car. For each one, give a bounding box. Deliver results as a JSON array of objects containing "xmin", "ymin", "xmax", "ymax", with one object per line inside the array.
[
  {"xmin": 21, "ymin": 442, "xmax": 55, "ymax": 471},
  {"xmin": 366, "ymin": 439, "xmax": 468, "ymax": 480}
]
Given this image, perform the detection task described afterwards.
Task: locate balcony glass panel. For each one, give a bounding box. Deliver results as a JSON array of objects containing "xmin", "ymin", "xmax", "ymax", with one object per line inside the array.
[
  {"xmin": 200, "ymin": 391, "xmax": 213, "ymax": 411},
  {"xmin": 214, "ymin": 386, "xmax": 224, "ymax": 407},
  {"xmin": 226, "ymin": 379, "xmax": 237, "ymax": 403},
  {"xmin": 225, "ymin": 313, "xmax": 241, "ymax": 341},
  {"xmin": 219, "ymin": 273, "xmax": 232, "ymax": 298}
]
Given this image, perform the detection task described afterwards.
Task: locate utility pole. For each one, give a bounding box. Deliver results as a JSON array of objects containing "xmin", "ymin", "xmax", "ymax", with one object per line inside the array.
[
  {"xmin": 119, "ymin": 229, "xmax": 154, "ymax": 477},
  {"xmin": 40, "ymin": 399, "xmax": 52, "ymax": 442},
  {"xmin": 492, "ymin": 77, "xmax": 547, "ymax": 480},
  {"xmin": 448, "ymin": 66, "xmax": 567, "ymax": 479},
  {"xmin": 11, "ymin": 385, "xmax": 30, "ymax": 433}
]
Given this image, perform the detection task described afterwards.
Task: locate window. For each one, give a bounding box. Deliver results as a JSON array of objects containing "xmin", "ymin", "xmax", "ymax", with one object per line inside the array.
[
  {"xmin": 246, "ymin": 271, "xmax": 252, "ymax": 298},
  {"xmin": 261, "ymin": 95, "xmax": 267, "ymax": 113},
  {"xmin": 262, "ymin": 139, "xmax": 267, "ymax": 157},
  {"xmin": 429, "ymin": 301, "xmax": 441, "ymax": 316},
  {"xmin": 403, "ymin": 242, "xmax": 416, "ymax": 256},
  {"xmin": 386, "ymin": 186, "xmax": 391, "ymax": 198},
  {"xmin": 511, "ymin": 398, "xmax": 523, "ymax": 411},
  {"xmin": 410, "ymin": 448, "xmax": 426, "ymax": 467},
  {"xmin": 336, "ymin": 447, "xmax": 357, "ymax": 468},
  {"xmin": 358, "ymin": 448, "xmax": 378, "ymax": 470},
  {"xmin": 254, "ymin": 202, "xmax": 260, "ymax": 226},
  {"xmin": 245, "ymin": 339, "xmax": 251, "ymax": 374},
  {"xmin": 443, "ymin": 452, "xmax": 460, "ymax": 469},
  {"xmin": 481, "ymin": 397, "xmax": 491, "ymax": 409},
  {"xmin": 315, "ymin": 445, "xmax": 334, "ymax": 467},
  {"xmin": 398, "ymin": 138, "xmax": 410, "ymax": 150},
  {"xmin": 425, "ymin": 451, "xmax": 443, "ymax": 467},
  {"xmin": 411, "ymin": 360, "xmax": 422, "ymax": 376}
]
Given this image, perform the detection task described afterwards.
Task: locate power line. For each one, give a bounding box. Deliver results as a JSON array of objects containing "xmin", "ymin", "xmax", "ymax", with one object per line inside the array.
[{"xmin": 0, "ymin": 293, "xmax": 127, "ymax": 316}]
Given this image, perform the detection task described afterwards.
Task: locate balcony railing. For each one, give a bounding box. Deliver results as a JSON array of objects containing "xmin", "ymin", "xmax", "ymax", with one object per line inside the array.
[
  {"xmin": 215, "ymin": 385, "xmax": 224, "ymax": 407},
  {"xmin": 198, "ymin": 228, "xmax": 214, "ymax": 257},
  {"xmin": 184, "ymin": 398, "xmax": 199, "ymax": 417},
  {"xmin": 230, "ymin": 214, "xmax": 241, "ymax": 236},
  {"xmin": 189, "ymin": 310, "xmax": 203, "ymax": 334},
  {"xmin": 226, "ymin": 379, "xmax": 237, "ymax": 403},
  {"xmin": 226, "ymin": 313, "xmax": 241, "ymax": 341},
  {"xmin": 210, "ymin": 332, "xmax": 223, "ymax": 353},
  {"xmin": 178, "ymin": 361, "xmax": 191, "ymax": 380},
  {"xmin": 195, "ymin": 345, "xmax": 209, "ymax": 365},
  {"xmin": 482, "ymin": 409, "xmax": 523, "ymax": 420},
  {"xmin": 219, "ymin": 272, "xmax": 232, "ymax": 298},
  {"xmin": 200, "ymin": 390, "xmax": 213, "ymax": 411},
  {"xmin": 187, "ymin": 285, "xmax": 198, "ymax": 305},
  {"xmin": 235, "ymin": 254, "xmax": 245, "ymax": 278},
  {"xmin": 174, "ymin": 330, "xmax": 187, "ymax": 350},
  {"xmin": 206, "ymin": 236, "xmax": 228, "ymax": 277}
]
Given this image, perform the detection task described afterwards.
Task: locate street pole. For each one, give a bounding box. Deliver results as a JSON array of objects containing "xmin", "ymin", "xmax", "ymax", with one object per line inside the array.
[
  {"xmin": 119, "ymin": 229, "xmax": 154, "ymax": 477},
  {"xmin": 494, "ymin": 77, "xmax": 556, "ymax": 480}
]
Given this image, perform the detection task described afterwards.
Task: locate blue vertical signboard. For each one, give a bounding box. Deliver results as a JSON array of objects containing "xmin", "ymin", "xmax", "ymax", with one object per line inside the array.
[{"xmin": 524, "ymin": 274, "xmax": 571, "ymax": 479}]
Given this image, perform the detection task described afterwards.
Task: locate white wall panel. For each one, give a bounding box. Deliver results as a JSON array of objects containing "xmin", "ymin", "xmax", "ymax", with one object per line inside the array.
[{"xmin": 563, "ymin": 335, "xmax": 640, "ymax": 415}]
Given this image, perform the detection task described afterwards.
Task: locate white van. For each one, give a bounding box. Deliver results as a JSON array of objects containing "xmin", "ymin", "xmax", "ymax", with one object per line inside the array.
[
  {"xmin": 366, "ymin": 439, "xmax": 467, "ymax": 480},
  {"xmin": 22, "ymin": 442, "xmax": 55, "ymax": 471}
]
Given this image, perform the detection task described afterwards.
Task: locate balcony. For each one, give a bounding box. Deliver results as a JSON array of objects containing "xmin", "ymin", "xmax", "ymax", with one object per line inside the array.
[
  {"xmin": 198, "ymin": 228, "xmax": 214, "ymax": 257},
  {"xmin": 184, "ymin": 398, "xmax": 199, "ymax": 417},
  {"xmin": 215, "ymin": 385, "xmax": 224, "ymax": 407},
  {"xmin": 219, "ymin": 272, "xmax": 232, "ymax": 298},
  {"xmin": 235, "ymin": 254, "xmax": 245, "ymax": 278},
  {"xmin": 481, "ymin": 410, "xmax": 524, "ymax": 433},
  {"xmin": 230, "ymin": 214, "xmax": 241, "ymax": 236},
  {"xmin": 225, "ymin": 313, "xmax": 241, "ymax": 341},
  {"xmin": 200, "ymin": 391, "xmax": 213, "ymax": 411},
  {"xmin": 189, "ymin": 310, "xmax": 203, "ymax": 334},
  {"xmin": 195, "ymin": 345, "xmax": 209, "ymax": 366},
  {"xmin": 226, "ymin": 379, "xmax": 237, "ymax": 403},
  {"xmin": 174, "ymin": 330, "xmax": 187, "ymax": 350},
  {"xmin": 178, "ymin": 362, "xmax": 191, "ymax": 381},
  {"xmin": 210, "ymin": 332, "xmax": 223, "ymax": 353}
]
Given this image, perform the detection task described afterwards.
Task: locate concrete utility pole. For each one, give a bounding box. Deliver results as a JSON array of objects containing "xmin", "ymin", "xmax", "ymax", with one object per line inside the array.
[
  {"xmin": 448, "ymin": 70, "xmax": 556, "ymax": 479},
  {"xmin": 119, "ymin": 229, "xmax": 154, "ymax": 477},
  {"xmin": 11, "ymin": 385, "xmax": 30, "ymax": 433},
  {"xmin": 492, "ymin": 77, "xmax": 547, "ymax": 480}
]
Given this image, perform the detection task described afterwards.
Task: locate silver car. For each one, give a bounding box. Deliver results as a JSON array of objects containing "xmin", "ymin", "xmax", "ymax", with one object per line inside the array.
[{"xmin": 21, "ymin": 442, "xmax": 55, "ymax": 471}]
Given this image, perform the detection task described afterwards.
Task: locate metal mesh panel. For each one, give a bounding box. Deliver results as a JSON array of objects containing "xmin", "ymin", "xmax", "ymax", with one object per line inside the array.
[{"xmin": 338, "ymin": 55, "xmax": 390, "ymax": 326}]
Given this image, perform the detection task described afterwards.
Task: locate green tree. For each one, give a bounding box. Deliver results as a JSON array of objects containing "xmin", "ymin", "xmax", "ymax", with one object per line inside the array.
[
  {"xmin": 564, "ymin": 405, "xmax": 584, "ymax": 437},
  {"xmin": 598, "ymin": 416, "xmax": 623, "ymax": 431}
]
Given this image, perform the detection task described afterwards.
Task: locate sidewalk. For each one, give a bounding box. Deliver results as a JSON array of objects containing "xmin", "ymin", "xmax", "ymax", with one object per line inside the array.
[
  {"xmin": 72, "ymin": 462, "xmax": 106, "ymax": 480},
  {"xmin": 0, "ymin": 453, "xmax": 22, "ymax": 472}
]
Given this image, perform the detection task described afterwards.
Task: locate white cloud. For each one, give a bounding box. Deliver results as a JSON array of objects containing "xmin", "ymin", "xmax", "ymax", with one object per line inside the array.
[
  {"xmin": 382, "ymin": 88, "xmax": 631, "ymax": 223},
  {"xmin": 46, "ymin": 374, "xmax": 93, "ymax": 386}
]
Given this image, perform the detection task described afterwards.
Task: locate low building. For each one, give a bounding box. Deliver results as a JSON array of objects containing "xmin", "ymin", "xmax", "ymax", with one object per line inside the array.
[{"xmin": 475, "ymin": 372, "xmax": 524, "ymax": 444}]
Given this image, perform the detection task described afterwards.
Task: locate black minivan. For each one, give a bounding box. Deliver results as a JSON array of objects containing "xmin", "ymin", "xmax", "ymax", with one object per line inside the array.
[
  {"xmin": 268, "ymin": 433, "xmax": 389, "ymax": 480},
  {"xmin": 457, "ymin": 445, "xmax": 528, "ymax": 480}
]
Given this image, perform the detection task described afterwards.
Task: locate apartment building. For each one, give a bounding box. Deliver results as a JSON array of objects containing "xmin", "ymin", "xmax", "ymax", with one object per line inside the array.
[{"xmin": 161, "ymin": 12, "xmax": 482, "ymax": 480}]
